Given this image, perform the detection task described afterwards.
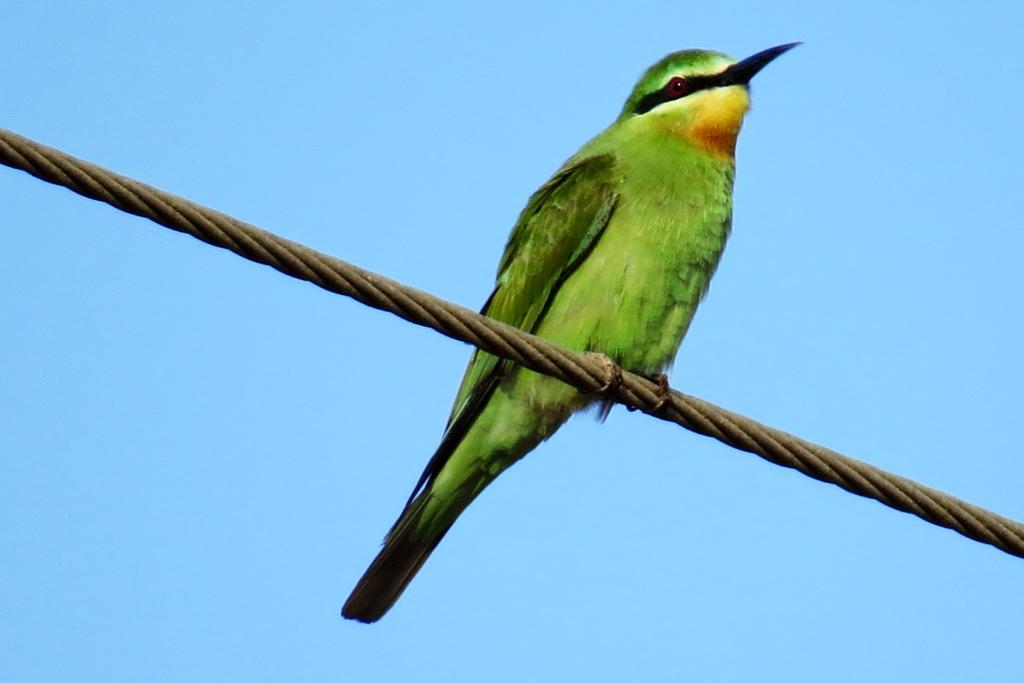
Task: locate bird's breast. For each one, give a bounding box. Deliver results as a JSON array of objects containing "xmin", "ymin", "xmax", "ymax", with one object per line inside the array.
[{"xmin": 538, "ymin": 154, "xmax": 735, "ymax": 375}]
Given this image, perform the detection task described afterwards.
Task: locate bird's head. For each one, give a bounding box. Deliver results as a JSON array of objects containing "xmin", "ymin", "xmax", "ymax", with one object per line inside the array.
[{"xmin": 619, "ymin": 43, "xmax": 798, "ymax": 157}]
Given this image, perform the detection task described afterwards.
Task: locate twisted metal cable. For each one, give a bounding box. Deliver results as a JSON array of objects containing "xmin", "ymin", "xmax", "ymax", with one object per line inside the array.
[{"xmin": 2, "ymin": 126, "xmax": 1022, "ymax": 558}]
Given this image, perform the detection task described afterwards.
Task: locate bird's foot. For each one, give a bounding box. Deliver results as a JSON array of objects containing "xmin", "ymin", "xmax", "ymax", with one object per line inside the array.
[
  {"xmin": 583, "ymin": 352, "xmax": 622, "ymax": 397},
  {"xmin": 649, "ymin": 373, "xmax": 671, "ymax": 413}
]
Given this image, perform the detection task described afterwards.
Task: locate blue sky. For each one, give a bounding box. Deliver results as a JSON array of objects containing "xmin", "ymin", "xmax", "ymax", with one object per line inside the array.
[{"xmin": 3, "ymin": 1, "xmax": 1023, "ymax": 681}]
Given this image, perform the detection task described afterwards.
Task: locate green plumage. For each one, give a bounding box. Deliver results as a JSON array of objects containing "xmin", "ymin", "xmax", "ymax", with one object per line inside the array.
[{"xmin": 343, "ymin": 45, "xmax": 796, "ymax": 622}]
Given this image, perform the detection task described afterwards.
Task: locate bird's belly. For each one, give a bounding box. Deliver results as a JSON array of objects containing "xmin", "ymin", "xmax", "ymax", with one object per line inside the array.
[{"xmin": 533, "ymin": 205, "xmax": 729, "ymax": 376}]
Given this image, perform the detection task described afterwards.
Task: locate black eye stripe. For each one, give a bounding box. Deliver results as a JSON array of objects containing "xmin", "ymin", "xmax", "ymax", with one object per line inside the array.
[{"xmin": 632, "ymin": 72, "xmax": 722, "ymax": 115}]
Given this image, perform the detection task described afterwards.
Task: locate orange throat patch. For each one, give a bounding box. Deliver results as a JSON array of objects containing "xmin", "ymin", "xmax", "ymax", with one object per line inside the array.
[
  {"xmin": 691, "ymin": 118, "xmax": 744, "ymax": 157},
  {"xmin": 674, "ymin": 85, "xmax": 751, "ymax": 157}
]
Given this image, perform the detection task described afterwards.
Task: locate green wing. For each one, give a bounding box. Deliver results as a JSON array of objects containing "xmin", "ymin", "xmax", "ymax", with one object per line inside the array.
[{"xmin": 406, "ymin": 154, "xmax": 619, "ymax": 501}]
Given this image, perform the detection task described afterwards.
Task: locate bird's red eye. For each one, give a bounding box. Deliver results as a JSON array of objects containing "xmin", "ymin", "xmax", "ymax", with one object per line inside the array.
[{"xmin": 667, "ymin": 76, "xmax": 688, "ymax": 96}]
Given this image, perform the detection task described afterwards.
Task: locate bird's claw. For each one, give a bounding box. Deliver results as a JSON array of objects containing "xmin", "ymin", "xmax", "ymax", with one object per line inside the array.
[
  {"xmin": 583, "ymin": 352, "xmax": 622, "ymax": 396},
  {"xmin": 649, "ymin": 373, "xmax": 671, "ymax": 413}
]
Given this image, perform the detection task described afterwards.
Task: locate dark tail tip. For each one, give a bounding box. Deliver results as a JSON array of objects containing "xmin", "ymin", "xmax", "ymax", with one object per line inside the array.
[{"xmin": 342, "ymin": 533, "xmax": 439, "ymax": 623}]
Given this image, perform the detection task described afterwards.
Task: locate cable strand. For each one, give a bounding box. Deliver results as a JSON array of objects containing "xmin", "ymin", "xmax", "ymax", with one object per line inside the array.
[{"xmin": 2, "ymin": 127, "xmax": 1022, "ymax": 558}]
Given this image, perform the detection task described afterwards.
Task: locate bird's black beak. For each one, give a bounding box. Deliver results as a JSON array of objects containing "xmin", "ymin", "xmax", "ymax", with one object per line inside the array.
[{"xmin": 718, "ymin": 42, "xmax": 800, "ymax": 87}]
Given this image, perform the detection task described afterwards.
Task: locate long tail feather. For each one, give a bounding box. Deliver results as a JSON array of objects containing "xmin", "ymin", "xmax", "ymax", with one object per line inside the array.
[{"xmin": 342, "ymin": 493, "xmax": 453, "ymax": 623}]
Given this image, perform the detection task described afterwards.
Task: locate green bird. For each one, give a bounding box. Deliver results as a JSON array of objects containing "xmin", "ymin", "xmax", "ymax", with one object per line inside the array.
[{"xmin": 343, "ymin": 43, "xmax": 797, "ymax": 622}]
